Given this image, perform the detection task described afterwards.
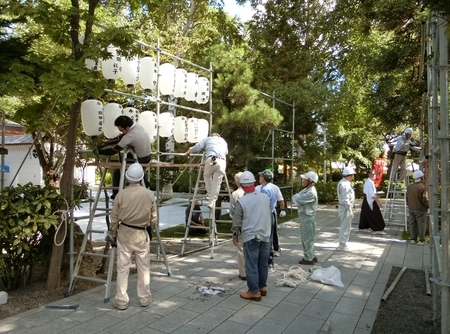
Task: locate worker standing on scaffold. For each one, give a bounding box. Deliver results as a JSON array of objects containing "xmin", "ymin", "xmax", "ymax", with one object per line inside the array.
[
  {"xmin": 185, "ymin": 133, "xmax": 228, "ymax": 209},
  {"xmin": 389, "ymin": 127, "xmax": 421, "ymax": 182},
  {"xmin": 95, "ymin": 115, "xmax": 151, "ymax": 199}
]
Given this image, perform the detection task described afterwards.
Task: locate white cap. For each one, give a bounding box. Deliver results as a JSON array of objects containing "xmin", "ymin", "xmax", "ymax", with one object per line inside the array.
[
  {"xmin": 343, "ymin": 166, "xmax": 356, "ymax": 176},
  {"xmin": 413, "ymin": 170, "xmax": 424, "ymax": 180},
  {"xmin": 301, "ymin": 171, "xmax": 319, "ymax": 183},
  {"xmin": 239, "ymin": 171, "xmax": 256, "ymax": 186},
  {"xmin": 126, "ymin": 163, "xmax": 144, "ymax": 183}
]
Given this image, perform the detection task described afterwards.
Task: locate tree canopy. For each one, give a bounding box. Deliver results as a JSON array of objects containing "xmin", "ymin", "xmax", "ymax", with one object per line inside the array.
[{"xmin": 1, "ymin": 0, "xmax": 446, "ymax": 288}]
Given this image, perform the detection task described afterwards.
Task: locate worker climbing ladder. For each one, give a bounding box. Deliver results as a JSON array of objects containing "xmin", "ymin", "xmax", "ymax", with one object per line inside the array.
[
  {"xmin": 67, "ymin": 148, "xmax": 172, "ymax": 303},
  {"xmin": 383, "ymin": 170, "xmax": 409, "ymax": 230},
  {"xmin": 180, "ymin": 154, "xmax": 232, "ymax": 258}
]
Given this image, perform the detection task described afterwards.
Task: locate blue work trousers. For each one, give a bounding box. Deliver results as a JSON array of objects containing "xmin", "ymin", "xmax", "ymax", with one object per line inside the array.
[{"xmin": 243, "ymin": 239, "xmax": 270, "ymax": 294}]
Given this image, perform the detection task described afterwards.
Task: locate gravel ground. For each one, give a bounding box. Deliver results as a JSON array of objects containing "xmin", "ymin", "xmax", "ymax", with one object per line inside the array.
[{"xmin": 372, "ymin": 266, "xmax": 441, "ymax": 334}]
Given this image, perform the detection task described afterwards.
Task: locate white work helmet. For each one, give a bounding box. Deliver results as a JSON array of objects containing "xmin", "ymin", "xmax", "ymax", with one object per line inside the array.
[
  {"xmin": 234, "ymin": 172, "xmax": 243, "ymax": 186},
  {"xmin": 343, "ymin": 166, "xmax": 356, "ymax": 176},
  {"xmin": 404, "ymin": 128, "xmax": 413, "ymax": 135},
  {"xmin": 126, "ymin": 163, "xmax": 144, "ymax": 183},
  {"xmin": 412, "ymin": 170, "xmax": 424, "ymax": 179},
  {"xmin": 301, "ymin": 171, "xmax": 319, "ymax": 183},
  {"xmin": 239, "ymin": 171, "xmax": 256, "ymax": 186}
]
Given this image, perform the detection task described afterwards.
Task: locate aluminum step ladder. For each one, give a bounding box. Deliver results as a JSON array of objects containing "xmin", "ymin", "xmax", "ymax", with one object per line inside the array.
[
  {"xmin": 67, "ymin": 148, "xmax": 171, "ymax": 303},
  {"xmin": 180, "ymin": 154, "xmax": 232, "ymax": 258},
  {"xmin": 383, "ymin": 170, "xmax": 409, "ymax": 230}
]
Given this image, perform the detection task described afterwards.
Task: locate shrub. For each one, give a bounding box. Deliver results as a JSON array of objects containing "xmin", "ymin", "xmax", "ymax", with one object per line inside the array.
[
  {"xmin": 0, "ymin": 183, "xmax": 67, "ymax": 291},
  {"xmin": 353, "ymin": 180, "xmax": 364, "ymax": 198},
  {"xmin": 73, "ymin": 179, "xmax": 90, "ymax": 200},
  {"xmin": 315, "ymin": 181, "xmax": 338, "ymax": 204}
]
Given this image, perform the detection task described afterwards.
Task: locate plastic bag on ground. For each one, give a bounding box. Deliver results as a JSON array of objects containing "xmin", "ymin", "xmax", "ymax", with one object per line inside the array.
[{"xmin": 310, "ymin": 265, "xmax": 345, "ymax": 288}]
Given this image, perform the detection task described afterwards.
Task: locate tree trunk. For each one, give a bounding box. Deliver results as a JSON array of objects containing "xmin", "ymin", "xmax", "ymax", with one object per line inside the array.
[{"xmin": 46, "ymin": 101, "xmax": 80, "ymax": 290}]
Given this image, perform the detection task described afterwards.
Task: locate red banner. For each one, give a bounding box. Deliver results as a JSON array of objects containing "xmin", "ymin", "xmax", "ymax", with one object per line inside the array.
[{"xmin": 373, "ymin": 158, "xmax": 385, "ymax": 187}]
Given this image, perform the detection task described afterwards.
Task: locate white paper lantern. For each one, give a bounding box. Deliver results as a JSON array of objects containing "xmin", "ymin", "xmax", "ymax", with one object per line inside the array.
[
  {"xmin": 103, "ymin": 102, "xmax": 123, "ymax": 138},
  {"xmin": 196, "ymin": 77, "xmax": 210, "ymax": 104},
  {"xmin": 140, "ymin": 56, "xmax": 158, "ymax": 91},
  {"xmin": 198, "ymin": 118, "xmax": 209, "ymax": 141},
  {"xmin": 158, "ymin": 63, "xmax": 175, "ymax": 96},
  {"xmin": 158, "ymin": 112, "xmax": 174, "ymax": 137},
  {"xmin": 85, "ymin": 59, "xmax": 101, "ymax": 71},
  {"xmin": 188, "ymin": 118, "xmax": 201, "ymax": 143},
  {"xmin": 173, "ymin": 116, "xmax": 189, "ymax": 143},
  {"xmin": 101, "ymin": 46, "xmax": 122, "ymax": 82},
  {"xmin": 138, "ymin": 110, "xmax": 158, "ymax": 143},
  {"xmin": 121, "ymin": 56, "xmax": 140, "ymax": 87},
  {"xmin": 81, "ymin": 99, "xmax": 103, "ymax": 136},
  {"xmin": 185, "ymin": 72, "xmax": 198, "ymax": 102},
  {"xmin": 123, "ymin": 107, "xmax": 140, "ymax": 123},
  {"xmin": 78, "ymin": 35, "xmax": 100, "ymax": 71},
  {"xmin": 173, "ymin": 68, "xmax": 187, "ymax": 98}
]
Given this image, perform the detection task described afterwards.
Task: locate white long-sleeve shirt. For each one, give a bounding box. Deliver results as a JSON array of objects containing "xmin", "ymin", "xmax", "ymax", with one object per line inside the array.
[
  {"xmin": 363, "ymin": 178, "xmax": 376, "ymax": 210},
  {"xmin": 188, "ymin": 136, "xmax": 228, "ymax": 159},
  {"xmin": 394, "ymin": 134, "xmax": 420, "ymax": 153},
  {"xmin": 337, "ymin": 178, "xmax": 355, "ymax": 210}
]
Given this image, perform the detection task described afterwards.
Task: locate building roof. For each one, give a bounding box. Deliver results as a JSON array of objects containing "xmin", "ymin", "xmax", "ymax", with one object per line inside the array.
[
  {"xmin": 2, "ymin": 134, "xmax": 34, "ymax": 145},
  {"xmin": 0, "ymin": 120, "xmax": 33, "ymax": 146},
  {"xmin": 0, "ymin": 120, "xmax": 25, "ymax": 136}
]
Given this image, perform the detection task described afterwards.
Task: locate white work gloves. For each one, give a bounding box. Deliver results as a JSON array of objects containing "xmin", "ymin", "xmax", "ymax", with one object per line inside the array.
[{"xmin": 279, "ymin": 210, "xmax": 286, "ymax": 218}]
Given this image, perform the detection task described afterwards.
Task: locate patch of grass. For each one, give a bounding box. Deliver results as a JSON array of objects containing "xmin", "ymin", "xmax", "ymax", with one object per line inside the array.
[{"xmin": 401, "ymin": 230, "xmax": 431, "ymax": 243}]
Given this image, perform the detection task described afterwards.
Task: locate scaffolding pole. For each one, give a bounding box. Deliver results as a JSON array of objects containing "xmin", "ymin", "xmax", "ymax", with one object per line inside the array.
[
  {"xmin": 427, "ymin": 14, "xmax": 449, "ymax": 333},
  {"xmin": 437, "ymin": 16, "xmax": 449, "ymax": 334}
]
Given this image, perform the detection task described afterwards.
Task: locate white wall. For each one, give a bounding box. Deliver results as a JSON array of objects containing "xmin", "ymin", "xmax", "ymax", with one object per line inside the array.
[
  {"xmin": 74, "ymin": 164, "xmax": 97, "ymax": 187},
  {"xmin": 2, "ymin": 146, "xmax": 43, "ymax": 187}
]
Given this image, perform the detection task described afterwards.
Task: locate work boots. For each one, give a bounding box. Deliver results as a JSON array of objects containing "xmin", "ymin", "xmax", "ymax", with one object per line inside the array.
[{"xmin": 240, "ymin": 290, "xmax": 262, "ymax": 301}]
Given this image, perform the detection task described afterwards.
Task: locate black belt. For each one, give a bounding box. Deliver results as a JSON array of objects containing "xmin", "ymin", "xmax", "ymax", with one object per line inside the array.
[
  {"xmin": 120, "ymin": 222, "xmax": 146, "ymax": 230},
  {"xmin": 207, "ymin": 156, "xmax": 225, "ymax": 160},
  {"xmin": 394, "ymin": 151, "xmax": 407, "ymax": 156}
]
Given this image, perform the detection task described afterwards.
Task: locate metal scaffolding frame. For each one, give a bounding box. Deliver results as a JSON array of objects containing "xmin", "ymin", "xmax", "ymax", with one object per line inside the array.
[
  {"xmin": 426, "ymin": 14, "xmax": 449, "ymax": 333},
  {"xmin": 256, "ymin": 92, "xmax": 296, "ymax": 201},
  {"xmin": 101, "ymin": 38, "xmax": 214, "ymax": 228},
  {"xmin": 70, "ymin": 39, "xmax": 215, "ymax": 281}
]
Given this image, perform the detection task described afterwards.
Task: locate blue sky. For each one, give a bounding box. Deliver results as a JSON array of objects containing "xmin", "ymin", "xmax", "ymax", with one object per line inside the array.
[{"xmin": 222, "ymin": 0, "xmax": 254, "ymax": 22}]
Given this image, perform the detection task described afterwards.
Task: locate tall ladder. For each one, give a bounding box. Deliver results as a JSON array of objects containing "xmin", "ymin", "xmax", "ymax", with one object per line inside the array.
[
  {"xmin": 67, "ymin": 148, "xmax": 171, "ymax": 303},
  {"xmin": 180, "ymin": 154, "xmax": 232, "ymax": 259},
  {"xmin": 383, "ymin": 170, "xmax": 409, "ymax": 230}
]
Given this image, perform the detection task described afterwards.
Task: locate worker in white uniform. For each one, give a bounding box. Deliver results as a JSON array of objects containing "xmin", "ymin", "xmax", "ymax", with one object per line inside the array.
[
  {"xmin": 390, "ymin": 127, "xmax": 421, "ymax": 181},
  {"xmin": 185, "ymin": 133, "xmax": 228, "ymax": 209},
  {"xmin": 337, "ymin": 166, "xmax": 356, "ymax": 251},
  {"xmin": 229, "ymin": 172, "xmax": 245, "ymax": 280}
]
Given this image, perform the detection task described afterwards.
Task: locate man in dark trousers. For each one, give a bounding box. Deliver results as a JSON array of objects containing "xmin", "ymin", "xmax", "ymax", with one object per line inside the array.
[
  {"xmin": 185, "ymin": 199, "xmax": 207, "ymax": 234},
  {"xmin": 406, "ymin": 170, "xmax": 429, "ymax": 245},
  {"xmin": 95, "ymin": 115, "xmax": 151, "ymax": 198},
  {"xmin": 256, "ymin": 170, "xmax": 286, "ymax": 268},
  {"xmin": 232, "ymin": 171, "xmax": 272, "ymax": 301}
]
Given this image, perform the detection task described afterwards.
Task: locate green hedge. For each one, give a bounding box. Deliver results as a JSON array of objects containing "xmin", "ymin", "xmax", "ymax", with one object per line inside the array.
[{"xmin": 0, "ymin": 184, "xmax": 69, "ymax": 291}]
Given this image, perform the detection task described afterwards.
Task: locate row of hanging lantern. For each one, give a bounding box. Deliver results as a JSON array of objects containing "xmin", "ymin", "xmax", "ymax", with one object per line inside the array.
[
  {"xmin": 80, "ymin": 100, "xmax": 209, "ymax": 144},
  {"xmin": 82, "ymin": 41, "xmax": 210, "ymax": 104}
]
